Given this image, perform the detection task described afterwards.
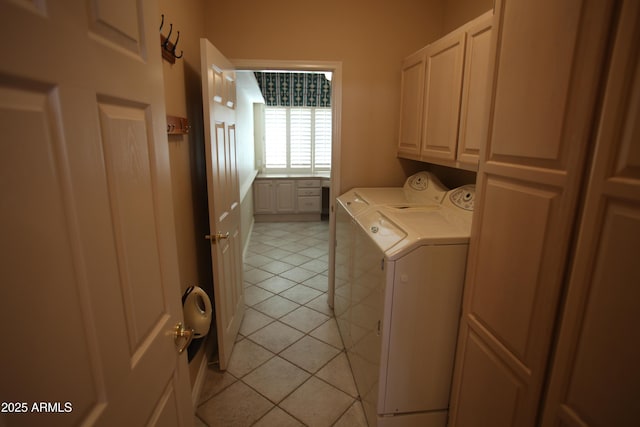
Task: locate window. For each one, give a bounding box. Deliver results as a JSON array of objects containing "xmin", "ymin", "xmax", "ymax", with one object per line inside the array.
[{"xmin": 264, "ymin": 107, "xmax": 331, "ymax": 172}]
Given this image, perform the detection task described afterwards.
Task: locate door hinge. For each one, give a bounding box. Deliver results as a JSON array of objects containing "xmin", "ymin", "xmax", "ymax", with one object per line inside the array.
[{"xmin": 381, "ymin": 258, "xmax": 384, "ymax": 270}]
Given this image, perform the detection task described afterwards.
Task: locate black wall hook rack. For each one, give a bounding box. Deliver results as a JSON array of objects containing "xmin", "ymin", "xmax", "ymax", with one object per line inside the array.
[{"xmin": 159, "ymin": 14, "xmax": 183, "ymax": 64}]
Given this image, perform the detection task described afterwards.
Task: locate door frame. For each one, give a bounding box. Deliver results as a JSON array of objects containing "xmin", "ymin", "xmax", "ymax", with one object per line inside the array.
[{"xmin": 231, "ymin": 59, "xmax": 343, "ymax": 309}]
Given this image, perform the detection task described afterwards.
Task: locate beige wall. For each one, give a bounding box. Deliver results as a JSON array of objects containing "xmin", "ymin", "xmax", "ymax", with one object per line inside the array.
[
  {"xmin": 442, "ymin": 0, "xmax": 494, "ymax": 34},
  {"xmin": 204, "ymin": 0, "xmax": 446, "ymax": 192},
  {"xmin": 158, "ymin": 0, "xmax": 211, "ymax": 385}
]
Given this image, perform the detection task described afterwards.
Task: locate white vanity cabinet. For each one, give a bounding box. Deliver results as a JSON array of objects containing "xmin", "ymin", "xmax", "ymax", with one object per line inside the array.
[
  {"xmin": 253, "ymin": 179, "xmax": 295, "ymax": 214},
  {"xmin": 398, "ymin": 11, "xmax": 493, "ymax": 170},
  {"xmin": 296, "ymin": 179, "xmax": 322, "ymax": 213},
  {"xmin": 253, "ymin": 177, "xmax": 322, "ymax": 221}
]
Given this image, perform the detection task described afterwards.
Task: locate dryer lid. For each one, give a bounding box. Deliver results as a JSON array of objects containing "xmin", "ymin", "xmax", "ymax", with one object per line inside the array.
[{"xmin": 380, "ymin": 206, "xmax": 471, "ymax": 260}]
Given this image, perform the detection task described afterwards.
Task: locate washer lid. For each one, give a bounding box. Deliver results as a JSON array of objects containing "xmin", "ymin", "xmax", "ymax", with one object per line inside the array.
[
  {"xmin": 350, "ymin": 188, "xmax": 411, "ymax": 207},
  {"xmin": 336, "ymin": 189, "xmax": 372, "ymax": 217},
  {"xmin": 356, "ymin": 209, "xmax": 407, "ymax": 253}
]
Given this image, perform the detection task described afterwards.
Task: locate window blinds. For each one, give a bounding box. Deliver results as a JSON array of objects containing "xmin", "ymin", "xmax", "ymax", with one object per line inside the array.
[
  {"xmin": 264, "ymin": 108, "xmax": 287, "ymax": 168},
  {"xmin": 290, "ymin": 108, "xmax": 311, "ymax": 168},
  {"xmin": 264, "ymin": 107, "xmax": 331, "ymax": 172}
]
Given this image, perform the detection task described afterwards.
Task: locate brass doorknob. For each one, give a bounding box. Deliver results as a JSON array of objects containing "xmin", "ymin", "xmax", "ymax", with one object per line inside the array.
[
  {"xmin": 174, "ymin": 322, "xmax": 194, "ymax": 354},
  {"xmin": 205, "ymin": 232, "xmax": 230, "ymax": 242}
]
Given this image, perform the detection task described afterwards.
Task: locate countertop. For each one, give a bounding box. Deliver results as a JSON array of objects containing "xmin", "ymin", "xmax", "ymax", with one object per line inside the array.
[{"xmin": 256, "ymin": 172, "xmax": 331, "ymax": 179}]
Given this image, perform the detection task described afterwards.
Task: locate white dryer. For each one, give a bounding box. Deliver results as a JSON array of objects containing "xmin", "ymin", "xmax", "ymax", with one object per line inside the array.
[{"xmin": 335, "ymin": 181, "xmax": 475, "ymax": 427}]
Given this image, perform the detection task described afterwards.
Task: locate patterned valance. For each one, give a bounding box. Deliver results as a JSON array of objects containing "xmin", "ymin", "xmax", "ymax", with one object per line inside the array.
[{"xmin": 254, "ymin": 72, "xmax": 331, "ymax": 107}]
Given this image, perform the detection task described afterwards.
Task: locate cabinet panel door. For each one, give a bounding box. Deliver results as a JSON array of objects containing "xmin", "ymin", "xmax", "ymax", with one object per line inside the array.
[
  {"xmin": 398, "ymin": 49, "xmax": 426, "ymax": 158},
  {"xmin": 275, "ymin": 180, "xmax": 296, "ymax": 212},
  {"xmin": 420, "ymin": 31, "xmax": 465, "ymax": 161},
  {"xmin": 254, "ymin": 180, "xmax": 274, "ymax": 213},
  {"xmin": 457, "ymin": 12, "xmax": 493, "ymax": 167},
  {"xmin": 541, "ymin": 3, "xmax": 640, "ymax": 425},
  {"xmin": 297, "ymin": 196, "xmax": 320, "ymax": 212},
  {"xmin": 449, "ymin": 0, "xmax": 616, "ymax": 425}
]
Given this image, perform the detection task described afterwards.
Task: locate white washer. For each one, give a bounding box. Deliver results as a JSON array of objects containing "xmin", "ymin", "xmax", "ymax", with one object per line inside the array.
[
  {"xmin": 335, "ymin": 174, "xmax": 443, "ymax": 341},
  {"xmin": 335, "ymin": 180, "xmax": 475, "ymax": 427},
  {"xmin": 335, "ymin": 173, "xmax": 443, "ymax": 350}
]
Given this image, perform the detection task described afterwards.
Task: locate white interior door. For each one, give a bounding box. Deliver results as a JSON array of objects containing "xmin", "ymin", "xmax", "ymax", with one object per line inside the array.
[
  {"xmin": 0, "ymin": 1, "xmax": 192, "ymax": 426},
  {"xmin": 200, "ymin": 39, "xmax": 244, "ymax": 370}
]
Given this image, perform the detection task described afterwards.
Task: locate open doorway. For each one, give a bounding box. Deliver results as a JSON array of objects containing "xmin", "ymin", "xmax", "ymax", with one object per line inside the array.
[
  {"xmin": 233, "ymin": 60, "xmax": 342, "ymax": 309},
  {"xmin": 196, "ymin": 60, "xmax": 364, "ymax": 426}
]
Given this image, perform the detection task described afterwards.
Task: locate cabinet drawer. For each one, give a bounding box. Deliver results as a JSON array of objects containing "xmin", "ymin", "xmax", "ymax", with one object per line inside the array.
[
  {"xmin": 298, "ymin": 188, "xmax": 321, "ymax": 197},
  {"xmin": 297, "ymin": 179, "xmax": 321, "ymax": 188},
  {"xmin": 297, "ymin": 196, "xmax": 320, "ymax": 212}
]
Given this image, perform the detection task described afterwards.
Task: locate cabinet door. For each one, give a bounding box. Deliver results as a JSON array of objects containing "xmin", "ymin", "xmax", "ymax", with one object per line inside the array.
[
  {"xmin": 448, "ymin": 0, "xmax": 615, "ymax": 425},
  {"xmin": 457, "ymin": 12, "xmax": 493, "ymax": 167},
  {"xmin": 398, "ymin": 48, "xmax": 427, "ymax": 159},
  {"xmin": 275, "ymin": 180, "xmax": 296, "ymax": 212},
  {"xmin": 420, "ymin": 30, "xmax": 465, "ymax": 161},
  {"xmin": 254, "ymin": 180, "xmax": 274, "ymax": 213},
  {"xmin": 297, "ymin": 197, "xmax": 321, "ymax": 212},
  {"xmin": 541, "ymin": 3, "xmax": 640, "ymax": 425}
]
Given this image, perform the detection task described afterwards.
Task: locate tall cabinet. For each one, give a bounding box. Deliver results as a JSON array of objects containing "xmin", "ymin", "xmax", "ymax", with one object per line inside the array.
[
  {"xmin": 398, "ymin": 11, "xmax": 493, "ymax": 171},
  {"xmin": 449, "ymin": 0, "xmax": 640, "ymax": 425},
  {"xmin": 540, "ymin": 2, "xmax": 640, "ymax": 425}
]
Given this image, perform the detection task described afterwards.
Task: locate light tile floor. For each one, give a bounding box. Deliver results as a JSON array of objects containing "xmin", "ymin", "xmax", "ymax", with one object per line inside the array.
[{"xmin": 195, "ymin": 221, "xmax": 368, "ymax": 427}]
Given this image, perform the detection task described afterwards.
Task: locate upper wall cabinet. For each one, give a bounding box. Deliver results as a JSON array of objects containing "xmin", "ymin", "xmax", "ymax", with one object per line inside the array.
[
  {"xmin": 398, "ymin": 11, "xmax": 493, "ymax": 171},
  {"xmin": 420, "ymin": 30, "xmax": 466, "ymax": 162}
]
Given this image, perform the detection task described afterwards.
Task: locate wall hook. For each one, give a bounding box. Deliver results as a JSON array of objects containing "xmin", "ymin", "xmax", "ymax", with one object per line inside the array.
[
  {"xmin": 163, "ymin": 23, "xmax": 173, "ymax": 50},
  {"xmin": 159, "ymin": 15, "xmax": 183, "ymax": 63},
  {"xmin": 172, "ymin": 31, "xmax": 183, "ymax": 58}
]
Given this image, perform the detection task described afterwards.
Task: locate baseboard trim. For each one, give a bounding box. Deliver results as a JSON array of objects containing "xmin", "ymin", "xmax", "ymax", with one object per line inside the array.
[{"xmin": 191, "ymin": 350, "xmax": 209, "ymax": 409}]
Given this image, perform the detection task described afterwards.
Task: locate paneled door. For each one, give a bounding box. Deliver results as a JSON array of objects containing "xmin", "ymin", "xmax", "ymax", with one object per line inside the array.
[
  {"xmin": 448, "ymin": 0, "xmax": 616, "ymax": 425},
  {"xmin": 0, "ymin": 1, "xmax": 193, "ymax": 426},
  {"xmin": 540, "ymin": 2, "xmax": 640, "ymax": 424},
  {"xmin": 200, "ymin": 39, "xmax": 244, "ymax": 370}
]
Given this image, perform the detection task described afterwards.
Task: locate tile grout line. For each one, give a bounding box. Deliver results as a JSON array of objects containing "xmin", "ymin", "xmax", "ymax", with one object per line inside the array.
[
  {"xmin": 245, "ymin": 222, "xmax": 356, "ymax": 424},
  {"xmin": 198, "ymin": 222, "xmax": 364, "ymax": 426}
]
